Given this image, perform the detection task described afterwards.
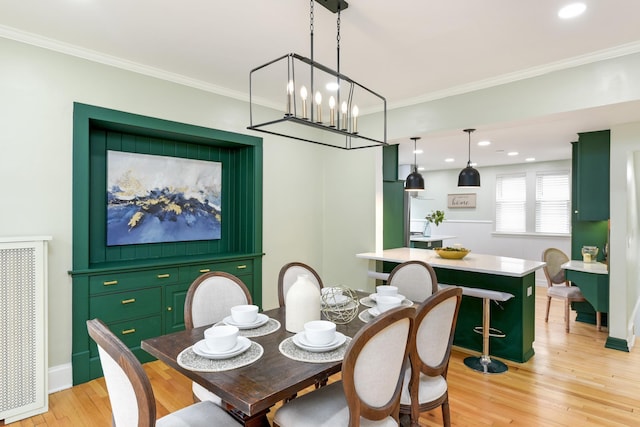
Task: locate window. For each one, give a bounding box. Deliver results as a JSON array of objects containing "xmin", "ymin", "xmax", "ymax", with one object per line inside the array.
[
  {"xmin": 535, "ymin": 171, "xmax": 570, "ymax": 233},
  {"xmin": 495, "ymin": 174, "xmax": 526, "ymax": 232}
]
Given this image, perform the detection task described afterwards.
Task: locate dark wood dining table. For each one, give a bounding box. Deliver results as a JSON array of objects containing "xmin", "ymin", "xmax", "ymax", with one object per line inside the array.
[{"xmin": 141, "ymin": 298, "xmax": 368, "ymax": 427}]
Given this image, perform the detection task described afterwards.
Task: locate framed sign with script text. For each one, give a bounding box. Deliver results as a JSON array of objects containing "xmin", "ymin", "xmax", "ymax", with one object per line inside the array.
[{"xmin": 448, "ymin": 193, "xmax": 476, "ymax": 208}]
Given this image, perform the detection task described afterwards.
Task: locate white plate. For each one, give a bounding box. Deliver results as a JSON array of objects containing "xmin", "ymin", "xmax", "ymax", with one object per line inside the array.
[
  {"xmin": 223, "ymin": 313, "xmax": 269, "ymax": 329},
  {"xmin": 292, "ymin": 331, "xmax": 347, "ymax": 352},
  {"xmin": 369, "ymin": 293, "xmax": 405, "ymax": 302},
  {"xmin": 193, "ymin": 336, "xmax": 251, "ymax": 359},
  {"xmin": 368, "ymin": 307, "xmax": 381, "ymax": 317},
  {"xmin": 322, "ymin": 294, "xmax": 349, "ymax": 306}
]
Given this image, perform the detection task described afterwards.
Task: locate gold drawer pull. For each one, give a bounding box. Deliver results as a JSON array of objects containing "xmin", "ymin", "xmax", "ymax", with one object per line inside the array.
[
  {"xmin": 236, "ymin": 265, "xmax": 247, "ymax": 270},
  {"xmin": 121, "ymin": 328, "xmax": 136, "ymax": 335},
  {"xmin": 121, "ymin": 298, "xmax": 136, "ymax": 305},
  {"xmin": 157, "ymin": 274, "xmax": 171, "ymax": 279},
  {"xmin": 199, "ymin": 268, "xmax": 211, "ymax": 273},
  {"xmin": 103, "ymin": 280, "xmax": 118, "ymax": 286},
  {"xmin": 167, "ymin": 306, "xmax": 173, "ymax": 311}
]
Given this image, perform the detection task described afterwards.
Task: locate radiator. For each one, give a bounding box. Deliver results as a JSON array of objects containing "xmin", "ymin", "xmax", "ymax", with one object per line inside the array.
[{"xmin": 0, "ymin": 237, "xmax": 50, "ymax": 423}]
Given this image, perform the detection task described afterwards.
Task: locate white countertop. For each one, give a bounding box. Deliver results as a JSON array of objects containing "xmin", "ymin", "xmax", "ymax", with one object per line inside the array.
[
  {"xmin": 356, "ymin": 247, "xmax": 546, "ymax": 278},
  {"xmin": 561, "ymin": 260, "xmax": 609, "ymax": 275},
  {"xmin": 409, "ymin": 234, "xmax": 456, "ymax": 243}
]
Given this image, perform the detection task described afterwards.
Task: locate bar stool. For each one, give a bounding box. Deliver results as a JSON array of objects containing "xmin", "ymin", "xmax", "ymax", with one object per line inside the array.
[{"xmin": 460, "ymin": 287, "xmax": 514, "ymax": 374}]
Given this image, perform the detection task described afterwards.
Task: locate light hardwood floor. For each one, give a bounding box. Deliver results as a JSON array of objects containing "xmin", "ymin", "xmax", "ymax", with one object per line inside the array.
[{"xmin": 5, "ymin": 291, "xmax": 639, "ymax": 426}]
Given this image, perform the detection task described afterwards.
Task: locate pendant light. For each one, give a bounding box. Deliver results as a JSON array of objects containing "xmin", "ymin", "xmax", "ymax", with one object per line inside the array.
[
  {"xmin": 458, "ymin": 128, "xmax": 481, "ymax": 187},
  {"xmin": 405, "ymin": 137, "xmax": 425, "ymax": 191}
]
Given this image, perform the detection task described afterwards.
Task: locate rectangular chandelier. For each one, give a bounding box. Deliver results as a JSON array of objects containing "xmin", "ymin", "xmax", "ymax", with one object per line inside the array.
[{"xmin": 247, "ymin": 1, "xmax": 387, "ymax": 150}]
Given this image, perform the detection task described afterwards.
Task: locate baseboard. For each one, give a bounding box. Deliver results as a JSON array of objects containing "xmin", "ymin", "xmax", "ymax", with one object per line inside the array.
[{"xmin": 48, "ymin": 363, "xmax": 73, "ymax": 393}]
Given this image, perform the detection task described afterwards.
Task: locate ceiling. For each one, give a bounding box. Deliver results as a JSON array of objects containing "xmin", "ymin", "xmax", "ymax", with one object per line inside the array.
[{"xmin": 2, "ymin": 0, "xmax": 640, "ymax": 171}]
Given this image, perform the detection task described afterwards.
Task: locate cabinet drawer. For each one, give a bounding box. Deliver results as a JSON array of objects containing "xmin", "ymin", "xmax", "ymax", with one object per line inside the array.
[
  {"xmin": 185, "ymin": 260, "xmax": 253, "ymax": 278},
  {"xmin": 89, "ymin": 268, "xmax": 179, "ymax": 295},
  {"xmin": 90, "ymin": 288, "xmax": 161, "ymax": 323},
  {"xmin": 89, "ymin": 315, "xmax": 161, "ymax": 357}
]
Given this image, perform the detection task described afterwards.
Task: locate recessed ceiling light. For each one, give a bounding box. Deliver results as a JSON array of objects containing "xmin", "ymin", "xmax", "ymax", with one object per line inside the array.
[
  {"xmin": 445, "ymin": 158, "xmax": 455, "ymax": 163},
  {"xmin": 477, "ymin": 140, "xmax": 491, "ymax": 146},
  {"xmin": 417, "ymin": 166, "xmax": 425, "ymax": 171},
  {"xmin": 525, "ymin": 157, "xmax": 536, "ymax": 162},
  {"xmin": 414, "ymin": 149, "xmax": 423, "ymax": 155},
  {"xmin": 507, "ymin": 151, "xmax": 519, "ymax": 156},
  {"xmin": 470, "ymin": 162, "xmax": 478, "ymax": 167},
  {"xmin": 325, "ymin": 82, "xmax": 340, "ymax": 91},
  {"xmin": 558, "ymin": 3, "xmax": 586, "ymax": 19}
]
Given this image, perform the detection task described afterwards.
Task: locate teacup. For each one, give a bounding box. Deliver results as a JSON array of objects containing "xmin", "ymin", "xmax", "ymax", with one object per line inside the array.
[
  {"xmin": 376, "ymin": 285, "xmax": 398, "ymax": 297},
  {"xmin": 204, "ymin": 325, "xmax": 239, "ymax": 352},
  {"xmin": 376, "ymin": 295, "xmax": 403, "ymax": 313},
  {"xmin": 304, "ymin": 320, "xmax": 336, "ymax": 346},
  {"xmin": 230, "ymin": 304, "xmax": 259, "ymax": 325}
]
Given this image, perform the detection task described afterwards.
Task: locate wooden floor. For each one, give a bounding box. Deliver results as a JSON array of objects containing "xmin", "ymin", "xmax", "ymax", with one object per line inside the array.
[{"xmin": 5, "ymin": 291, "xmax": 640, "ymax": 426}]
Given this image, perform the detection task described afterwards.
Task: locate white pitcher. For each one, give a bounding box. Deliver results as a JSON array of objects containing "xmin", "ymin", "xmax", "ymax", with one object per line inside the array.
[{"xmin": 285, "ymin": 274, "xmax": 321, "ymax": 333}]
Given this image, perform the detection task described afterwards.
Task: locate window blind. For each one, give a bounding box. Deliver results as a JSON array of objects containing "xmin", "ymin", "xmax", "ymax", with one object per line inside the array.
[
  {"xmin": 495, "ymin": 174, "xmax": 526, "ymax": 232},
  {"xmin": 535, "ymin": 171, "xmax": 570, "ymax": 233}
]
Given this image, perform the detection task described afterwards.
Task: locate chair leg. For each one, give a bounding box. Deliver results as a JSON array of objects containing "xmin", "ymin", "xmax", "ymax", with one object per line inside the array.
[
  {"xmin": 564, "ymin": 299, "xmax": 570, "ymax": 333},
  {"xmin": 596, "ymin": 311, "xmax": 602, "ymax": 331},
  {"xmin": 442, "ymin": 399, "xmax": 452, "ymax": 427},
  {"xmin": 545, "ymin": 296, "xmax": 551, "ymax": 322}
]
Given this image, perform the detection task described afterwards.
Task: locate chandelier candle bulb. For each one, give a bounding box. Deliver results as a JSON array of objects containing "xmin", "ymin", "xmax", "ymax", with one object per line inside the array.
[
  {"xmin": 341, "ymin": 101, "xmax": 348, "ymax": 130},
  {"xmin": 315, "ymin": 91, "xmax": 322, "ymax": 123},
  {"xmin": 300, "ymin": 86, "xmax": 308, "ymax": 119},
  {"xmin": 352, "ymin": 105, "xmax": 359, "ymax": 134},
  {"xmin": 328, "ymin": 96, "xmax": 336, "ymax": 127},
  {"xmin": 286, "ymin": 80, "xmax": 294, "ymax": 116}
]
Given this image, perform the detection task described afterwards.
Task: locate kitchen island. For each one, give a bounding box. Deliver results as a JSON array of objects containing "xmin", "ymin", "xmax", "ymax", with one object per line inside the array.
[{"xmin": 356, "ymin": 247, "xmax": 546, "ymax": 363}]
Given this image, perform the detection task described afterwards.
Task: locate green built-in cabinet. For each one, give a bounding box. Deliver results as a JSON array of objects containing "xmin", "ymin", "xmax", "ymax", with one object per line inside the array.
[
  {"xmin": 570, "ymin": 130, "xmax": 610, "ymax": 327},
  {"xmin": 69, "ymin": 103, "xmax": 263, "ymax": 384}
]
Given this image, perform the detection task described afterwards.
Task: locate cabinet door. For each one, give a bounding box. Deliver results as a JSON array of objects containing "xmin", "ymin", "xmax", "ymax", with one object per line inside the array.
[
  {"xmin": 572, "ymin": 130, "xmax": 610, "ymax": 221},
  {"xmin": 164, "ymin": 282, "xmax": 190, "ymax": 334}
]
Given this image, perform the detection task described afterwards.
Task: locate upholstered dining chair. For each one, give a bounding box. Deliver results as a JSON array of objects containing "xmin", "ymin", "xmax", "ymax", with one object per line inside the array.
[
  {"xmin": 542, "ymin": 248, "xmax": 600, "ymax": 332},
  {"xmin": 399, "ymin": 286, "xmax": 462, "ymax": 427},
  {"xmin": 184, "ymin": 271, "xmax": 253, "ymax": 404},
  {"xmin": 273, "ymin": 306, "xmax": 415, "ymax": 427},
  {"xmin": 387, "ymin": 260, "xmax": 439, "ymax": 303},
  {"xmin": 86, "ymin": 318, "xmax": 241, "ymax": 427},
  {"xmin": 277, "ymin": 262, "xmax": 324, "ymax": 307}
]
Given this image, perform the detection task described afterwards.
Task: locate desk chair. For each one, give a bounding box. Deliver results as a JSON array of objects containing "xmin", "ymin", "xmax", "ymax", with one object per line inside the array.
[
  {"xmin": 542, "ymin": 247, "xmax": 601, "ymax": 332},
  {"xmin": 86, "ymin": 318, "xmax": 240, "ymax": 427}
]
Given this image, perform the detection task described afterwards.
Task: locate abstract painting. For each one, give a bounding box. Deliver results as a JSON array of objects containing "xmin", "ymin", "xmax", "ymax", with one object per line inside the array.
[{"xmin": 106, "ymin": 151, "xmax": 221, "ymax": 246}]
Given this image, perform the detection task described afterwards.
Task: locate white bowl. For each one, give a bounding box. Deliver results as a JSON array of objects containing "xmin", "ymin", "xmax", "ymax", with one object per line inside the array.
[
  {"xmin": 230, "ymin": 304, "xmax": 259, "ymax": 325},
  {"xmin": 204, "ymin": 325, "xmax": 239, "ymax": 352},
  {"xmin": 376, "ymin": 295, "xmax": 403, "ymax": 313},
  {"xmin": 376, "ymin": 285, "xmax": 398, "ymax": 297},
  {"xmin": 321, "ymin": 287, "xmax": 343, "ymax": 297},
  {"xmin": 304, "ymin": 320, "xmax": 336, "ymax": 346}
]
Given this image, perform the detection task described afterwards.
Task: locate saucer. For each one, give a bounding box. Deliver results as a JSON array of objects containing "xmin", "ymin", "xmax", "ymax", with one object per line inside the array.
[
  {"xmin": 369, "ymin": 293, "xmax": 405, "ymax": 302},
  {"xmin": 223, "ymin": 313, "xmax": 269, "ymax": 329},
  {"xmin": 193, "ymin": 336, "xmax": 251, "ymax": 359},
  {"xmin": 368, "ymin": 307, "xmax": 381, "ymax": 317},
  {"xmin": 360, "ymin": 296, "xmax": 413, "ymax": 308},
  {"xmin": 292, "ymin": 331, "xmax": 347, "ymax": 352}
]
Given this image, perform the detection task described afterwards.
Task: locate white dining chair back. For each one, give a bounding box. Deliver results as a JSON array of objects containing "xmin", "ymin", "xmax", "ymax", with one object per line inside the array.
[
  {"xmin": 184, "ymin": 271, "xmax": 252, "ymax": 404},
  {"xmin": 400, "ymin": 287, "xmax": 462, "ymax": 426},
  {"xmin": 387, "ymin": 260, "xmax": 438, "ymax": 303},
  {"xmin": 86, "ymin": 318, "xmax": 241, "ymax": 427},
  {"xmin": 273, "ymin": 306, "xmax": 414, "ymax": 427},
  {"xmin": 277, "ymin": 262, "xmax": 324, "ymax": 307}
]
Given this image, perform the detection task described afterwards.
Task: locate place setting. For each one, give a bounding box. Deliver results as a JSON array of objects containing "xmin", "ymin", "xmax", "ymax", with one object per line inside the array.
[
  {"xmin": 359, "ymin": 286, "xmax": 413, "ymax": 323},
  {"xmin": 219, "ymin": 304, "xmax": 281, "ymax": 338},
  {"xmin": 279, "ymin": 320, "xmax": 351, "ymax": 363},
  {"xmin": 178, "ymin": 323, "xmax": 264, "ymax": 372}
]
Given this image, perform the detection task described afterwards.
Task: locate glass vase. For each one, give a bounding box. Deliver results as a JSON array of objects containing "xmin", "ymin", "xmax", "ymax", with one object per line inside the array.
[{"xmin": 423, "ymin": 222, "xmax": 432, "ymax": 237}]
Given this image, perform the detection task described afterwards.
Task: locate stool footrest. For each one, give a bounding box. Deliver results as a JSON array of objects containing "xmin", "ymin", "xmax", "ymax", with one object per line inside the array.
[{"xmin": 473, "ymin": 326, "xmax": 506, "ymax": 338}]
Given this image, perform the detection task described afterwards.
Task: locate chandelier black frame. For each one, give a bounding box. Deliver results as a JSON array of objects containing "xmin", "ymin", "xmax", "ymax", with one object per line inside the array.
[{"xmin": 248, "ymin": 0, "xmax": 387, "ymax": 150}]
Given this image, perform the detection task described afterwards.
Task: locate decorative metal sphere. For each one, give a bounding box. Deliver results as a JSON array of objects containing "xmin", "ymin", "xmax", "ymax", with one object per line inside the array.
[{"xmin": 320, "ymin": 286, "xmax": 359, "ymax": 324}]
